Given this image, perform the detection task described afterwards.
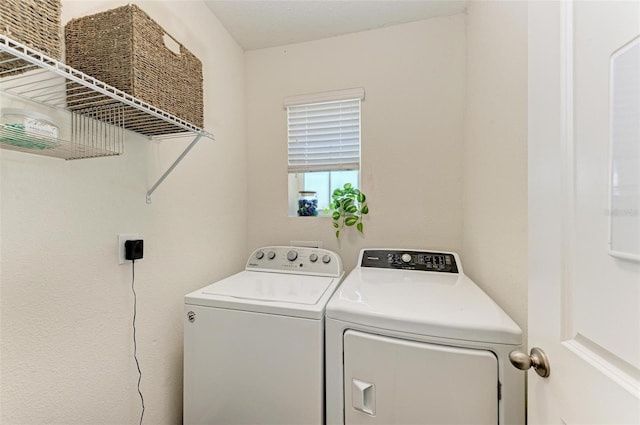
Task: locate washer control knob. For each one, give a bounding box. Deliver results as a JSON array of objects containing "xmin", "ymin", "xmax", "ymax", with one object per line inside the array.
[
  {"xmin": 267, "ymin": 251, "xmax": 276, "ymax": 260},
  {"xmin": 309, "ymin": 253, "xmax": 318, "ymax": 262},
  {"xmin": 322, "ymin": 254, "xmax": 332, "ymax": 264},
  {"xmin": 287, "ymin": 250, "xmax": 298, "ymax": 261},
  {"xmin": 401, "ymin": 253, "xmax": 412, "ymax": 263},
  {"xmin": 255, "ymin": 250, "xmax": 264, "ymax": 260}
]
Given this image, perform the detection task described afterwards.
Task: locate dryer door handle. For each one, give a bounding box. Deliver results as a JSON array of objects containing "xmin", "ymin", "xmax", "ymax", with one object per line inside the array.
[{"xmin": 352, "ymin": 379, "xmax": 376, "ymax": 416}]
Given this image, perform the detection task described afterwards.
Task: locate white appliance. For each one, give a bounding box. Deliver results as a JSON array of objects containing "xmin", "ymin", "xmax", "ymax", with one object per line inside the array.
[
  {"xmin": 325, "ymin": 249, "xmax": 524, "ymax": 425},
  {"xmin": 184, "ymin": 246, "xmax": 345, "ymax": 425}
]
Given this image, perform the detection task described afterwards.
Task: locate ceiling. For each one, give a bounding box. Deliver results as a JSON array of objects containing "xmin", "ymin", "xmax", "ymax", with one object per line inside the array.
[{"xmin": 203, "ymin": 0, "xmax": 468, "ymax": 51}]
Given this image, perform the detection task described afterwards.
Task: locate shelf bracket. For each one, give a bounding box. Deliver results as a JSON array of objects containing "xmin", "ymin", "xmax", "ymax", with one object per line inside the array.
[{"xmin": 146, "ymin": 133, "xmax": 205, "ymax": 204}]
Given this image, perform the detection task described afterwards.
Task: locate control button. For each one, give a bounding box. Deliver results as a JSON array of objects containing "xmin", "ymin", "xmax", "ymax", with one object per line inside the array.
[
  {"xmin": 267, "ymin": 251, "xmax": 276, "ymax": 260},
  {"xmin": 322, "ymin": 254, "xmax": 332, "ymax": 264},
  {"xmin": 401, "ymin": 253, "xmax": 412, "ymax": 263},
  {"xmin": 255, "ymin": 250, "xmax": 264, "ymax": 260},
  {"xmin": 287, "ymin": 250, "xmax": 298, "ymax": 261},
  {"xmin": 310, "ymin": 253, "xmax": 318, "ymax": 263}
]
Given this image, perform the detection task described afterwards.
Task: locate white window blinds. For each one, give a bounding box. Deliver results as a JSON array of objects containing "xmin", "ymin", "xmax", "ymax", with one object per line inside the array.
[{"xmin": 286, "ymin": 89, "xmax": 363, "ymax": 174}]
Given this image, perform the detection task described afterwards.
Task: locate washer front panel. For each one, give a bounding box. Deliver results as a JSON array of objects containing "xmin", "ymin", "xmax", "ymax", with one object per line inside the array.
[{"xmin": 184, "ymin": 305, "xmax": 323, "ymax": 425}]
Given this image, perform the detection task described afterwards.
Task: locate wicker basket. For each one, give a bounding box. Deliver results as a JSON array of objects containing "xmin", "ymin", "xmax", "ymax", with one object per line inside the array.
[
  {"xmin": 64, "ymin": 4, "xmax": 204, "ymax": 129},
  {"xmin": 0, "ymin": 0, "xmax": 62, "ymax": 75}
]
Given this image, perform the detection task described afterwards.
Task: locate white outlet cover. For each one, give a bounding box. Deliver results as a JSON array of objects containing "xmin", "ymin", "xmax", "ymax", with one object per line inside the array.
[{"xmin": 118, "ymin": 234, "xmax": 139, "ymax": 265}]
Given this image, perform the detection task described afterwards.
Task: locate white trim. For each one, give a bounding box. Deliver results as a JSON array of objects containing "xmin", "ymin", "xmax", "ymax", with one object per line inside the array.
[
  {"xmin": 607, "ymin": 34, "xmax": 640, "ymax": 262},
  {"xmin": 283, "ymin": 87, "xmax": 365, "ymax": 109},
  {"xmin": 559, "ymin": 0, "xmax": 576, "ymax": 342},
  {"xmin": 563, "ymin": 337, "xmax": 640, "ymax": 399}
]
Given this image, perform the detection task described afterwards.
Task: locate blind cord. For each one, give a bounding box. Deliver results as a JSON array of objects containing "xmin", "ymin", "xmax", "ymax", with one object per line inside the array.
[{"xmin": 132, "ymin": 259, "xmax": 145, "ymax": 425}]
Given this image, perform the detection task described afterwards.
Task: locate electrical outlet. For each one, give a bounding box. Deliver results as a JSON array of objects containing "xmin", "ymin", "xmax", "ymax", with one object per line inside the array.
[{"xmin": 118, "ymin": 234, "xmax": 139, "ymax": 265}]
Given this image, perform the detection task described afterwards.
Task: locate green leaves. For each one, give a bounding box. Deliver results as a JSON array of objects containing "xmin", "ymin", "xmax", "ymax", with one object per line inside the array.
[
  {"xmin": 345, "ymin": 216, "xmax": 358, "ymax": 226},
  {"xmin": 327, "ymin": 183, "xmax": 371, "ymax": 239}
]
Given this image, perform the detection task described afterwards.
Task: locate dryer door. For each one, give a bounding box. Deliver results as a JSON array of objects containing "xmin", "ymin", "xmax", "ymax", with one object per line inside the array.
[{"xmin": 343, "ymin": 330, "xmax": 498, "ymax": 425}]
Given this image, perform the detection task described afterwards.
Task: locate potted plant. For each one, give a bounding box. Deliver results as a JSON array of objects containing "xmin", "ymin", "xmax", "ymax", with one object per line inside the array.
[{"xmin": 326, "ymin": 183, "xmax": 370, "ymax": 239}]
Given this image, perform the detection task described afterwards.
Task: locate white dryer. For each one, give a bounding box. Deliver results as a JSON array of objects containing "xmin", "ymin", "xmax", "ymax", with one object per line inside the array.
[
  {"xmin": 184, "ymin": 246, "xmax": 344, "ymax": 425},
  {"xmin": 325, "ymin": 249, "xmax": 524, "ymax": 425}
]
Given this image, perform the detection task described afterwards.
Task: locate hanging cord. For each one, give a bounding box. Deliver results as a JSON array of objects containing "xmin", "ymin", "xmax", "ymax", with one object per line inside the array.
[{"xmin": 132, "ymin": 259, "xmax": 145, "ymax": 425}]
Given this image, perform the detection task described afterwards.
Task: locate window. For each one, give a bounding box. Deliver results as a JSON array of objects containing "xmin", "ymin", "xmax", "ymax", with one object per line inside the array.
[{"xmin": 285, "ymin": 88, "xmax": 364, "ymax": 216}]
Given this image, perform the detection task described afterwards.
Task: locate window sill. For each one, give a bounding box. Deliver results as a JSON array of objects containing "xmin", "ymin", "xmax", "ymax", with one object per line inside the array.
[{"xmin": 288, "ymin": 213, "xmax": 331, "ymax": 219}]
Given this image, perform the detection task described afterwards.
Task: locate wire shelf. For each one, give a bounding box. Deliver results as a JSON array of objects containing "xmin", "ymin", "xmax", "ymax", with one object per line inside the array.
[
  {"xmin": 0, "ymin": 34, "xmax": 213, "ymax": 143},
  {"xmin": 0, "ymin": 34, "xmax": 214, "ymax": 202},
  {"xmin": 0, "ymin": 122, "xmax": 122, "ymax": 160}
]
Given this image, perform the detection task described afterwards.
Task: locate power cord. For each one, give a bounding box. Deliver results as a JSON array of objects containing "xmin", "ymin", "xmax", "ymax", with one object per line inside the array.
[{"xmin": 132, "ymin": 259, "xmax": 145, "ymax": 425}]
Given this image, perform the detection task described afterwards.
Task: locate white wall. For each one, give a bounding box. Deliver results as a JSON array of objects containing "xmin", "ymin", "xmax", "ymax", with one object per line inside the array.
[
  {"xmin": 245, "ymin": 16, "xmax": 467, "ymax": 272},
  {"xmin": 463, "ymin": 1, "xmax": 528, "ymax": 333},
  {"xmin": 0, "ymin": 1, "xmax": 246, "ymax": 423}
]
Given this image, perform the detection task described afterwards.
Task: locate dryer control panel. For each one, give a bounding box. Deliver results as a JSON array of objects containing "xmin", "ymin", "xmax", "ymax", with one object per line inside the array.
[
  {"xmin": 360, "ymin": 249, "xmax": 459, "ymax": 273},
  {"xmin": 246, "ymin": 246, "xmax": 344, "ymax": 277}
]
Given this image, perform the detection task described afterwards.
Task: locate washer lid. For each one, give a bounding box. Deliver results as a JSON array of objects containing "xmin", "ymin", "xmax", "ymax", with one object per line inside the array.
[
  {"xmin": 185, "ymin": 270, "xmax": 343, "ymax": 319},
  {"xmin": 325, "ymin": 268, "xmax": 522, "ymax": 345}
]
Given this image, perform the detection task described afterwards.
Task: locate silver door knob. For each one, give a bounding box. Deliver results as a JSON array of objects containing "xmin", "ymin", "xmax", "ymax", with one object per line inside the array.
[{"xmin": 509, "ymin": 347, "xmax": 551, "ymax": 378}]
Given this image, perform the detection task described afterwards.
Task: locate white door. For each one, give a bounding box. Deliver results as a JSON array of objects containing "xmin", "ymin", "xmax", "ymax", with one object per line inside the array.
[{"xmin": 528, "ymin": 1, "xmax": 640, "ymax": 423}]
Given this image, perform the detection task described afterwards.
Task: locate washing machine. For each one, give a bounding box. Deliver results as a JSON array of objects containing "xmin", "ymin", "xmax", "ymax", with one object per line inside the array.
[
  {"xmin": 325, "ymin": 249, "xmax": 524, "ymax": 425},
  {"xmin": 184, "ymin": 246, "xmax": 344, "ymax": 425}
]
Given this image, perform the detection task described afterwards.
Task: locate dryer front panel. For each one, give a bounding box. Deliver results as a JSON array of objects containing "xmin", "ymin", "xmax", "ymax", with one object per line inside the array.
[{"xmin": 343, "ymin": 330, "xmax": 498, "ymax": 425}]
